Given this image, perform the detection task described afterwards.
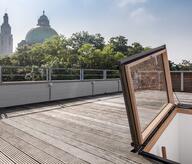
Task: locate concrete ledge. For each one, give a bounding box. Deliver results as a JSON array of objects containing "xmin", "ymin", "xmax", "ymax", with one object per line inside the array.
[{"xmin": 0, "ymin": 79, "xmax": 122, "ymax": 108}]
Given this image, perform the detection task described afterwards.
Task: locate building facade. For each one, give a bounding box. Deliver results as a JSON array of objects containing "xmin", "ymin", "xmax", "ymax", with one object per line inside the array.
[{"xmin": 0, "ymin": 13, "xmax": 13, "ymax": 55}]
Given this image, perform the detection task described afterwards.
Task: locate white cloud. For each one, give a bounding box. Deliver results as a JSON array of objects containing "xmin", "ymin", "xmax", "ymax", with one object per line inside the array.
[
  {"xmin": 115, "ymin": 0, "xmax": 147, "ymax": 7},
  {"xmin": 130, "ymin": 7, "xmax": 156, "ymax": 23}
]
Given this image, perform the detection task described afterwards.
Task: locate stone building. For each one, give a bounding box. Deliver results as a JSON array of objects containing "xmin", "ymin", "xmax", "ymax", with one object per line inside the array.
[
  {"xmin": 18, "ymin": 11, "xmax": 58, "ymax": 47},
  {"xmin": 0, "ymin": 13, "xmax": 13, "ymax": 55}
]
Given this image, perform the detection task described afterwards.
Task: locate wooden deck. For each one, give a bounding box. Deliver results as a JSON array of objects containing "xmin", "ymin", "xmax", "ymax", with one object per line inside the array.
[{"xmin": 0, "ymin": 92, "xmax": 191, "ymax": 164}]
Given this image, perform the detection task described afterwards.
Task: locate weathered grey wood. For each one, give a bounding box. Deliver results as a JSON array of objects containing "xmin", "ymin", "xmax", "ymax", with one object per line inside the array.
[
  {"xmin": 3, "ymin": 119, "xmax": 135, "ymax": 164},
  {"xmin": 0, "ymin": 137, "xmax": 39, "ymax": 164},
  {"xmin": 22, "ymin": 115, "xmax": 130, "ymax": 155},
  {"xmin": 0, "ymin": 128, "xmax": 64, "ymax": 164},
  {"xmin": 4, "ymin": 117, "xmax": 143, "ymax": 164},
  {"xmin": 0, "ymin": 151, "xmax": 15, "ymax": 164},
  {"xmin": 27, "ymin": 112, "xmax": 130, "ymax": 144},
  {"xmin": 41, "ymin": 110, "xmax": 131, "ymax": 139},
  {"xmin": 1, "ymin": 93, "xmax": 191, "ymax": 164},
  {"xmin": 50, "ymin": 110, "xmax": 130, "ymax": 135},
  {"xmin": 55, "ymin": 106, "xmax": 129, "ymax": 126},
  {"xmin": 0, "ymin": 122, "xmax": 88, "ymax": 164}
]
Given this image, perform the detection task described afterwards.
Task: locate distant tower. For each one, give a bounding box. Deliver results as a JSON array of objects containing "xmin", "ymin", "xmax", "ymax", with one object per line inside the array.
[{"xmin": 0, "ymin": 13, "xmax": 13, "ymax": 55}]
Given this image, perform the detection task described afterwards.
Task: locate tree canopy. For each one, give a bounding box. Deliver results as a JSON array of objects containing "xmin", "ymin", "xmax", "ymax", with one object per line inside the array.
[
  {"xmin": 69, "ymin": 31, "xmax": 105, "ymax": 50},
  {"xmin": 169, "ymin": 60, "xmax": 192, "ymax": 71},
  {"xmin": 0, "ymin": 31, "xmax": 151, "ymax": 69},
  {"xmin": 109, "ymin": 36, "xmax": 128, "ymax": 55}
]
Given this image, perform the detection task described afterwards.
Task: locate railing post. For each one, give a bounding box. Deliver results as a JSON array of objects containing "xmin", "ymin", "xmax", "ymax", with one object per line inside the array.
[
  {"xmin": 80, "ymin": 69, "xmax": 84, "ymax": 80},
  {"xmin": 0, "ymin": 66, "xmax": 2, "ymax": 83},
  {"xmin": 47, "ymin": 68, "xmax": 53, "ymax": 101},
  {"xmin": 103, "ymin": 70, "xmax": 107, "ymax": 80},
  {"xmin": 91, "ymin": 81, "xmax": 95, "ymax": 96},
  {"xmin": 118, "ymin": 79, "xmax": 120, "ymax": 92},
  {"xmin": 181, "ymin": 72, "xmax": 184, "ymax": 92},
  {"xmin": 49, "ymin": 68, "xmax": 52, "ymax": 82},
  {"xmin": 32, "ymin": 67, "xmax": 35, "ymax": 81},
  {"xmin": 46, "ymin": 68, "xmax": 49, "ymax": 81}
]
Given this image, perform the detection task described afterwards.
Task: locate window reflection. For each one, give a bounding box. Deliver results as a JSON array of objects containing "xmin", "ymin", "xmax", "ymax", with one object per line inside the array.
[{"xmin": 130, "ymin": 55, "xmax": 168, "ymax": 132}]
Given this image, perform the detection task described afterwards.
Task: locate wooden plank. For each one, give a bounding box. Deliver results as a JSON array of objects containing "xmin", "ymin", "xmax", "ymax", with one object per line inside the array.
[
  {"xmin": 3, "ymin": 119, "xmax": 137, "ymax": 164},
  {"xmin": 55, "ymin": 105, "xmax": 129, "ymax": 126},
  {"xmin": 0, "ymin": 122, "xmax": 88, "ymax": 164},
  {"xmin": 61, "ymin": 104, "xmax": 128, "ymax": 122},
  {"xmin": 161, "ymin": 146, "xmax": 167, "ymax": 159},
  {"xmin": 162, "ymin": 51, "xmax": 174, "ymax": 104},
  {"xmin": 6, "ymin": 116, "xmax": 136, "ymax": 162},
  {"xmin": 49, "ymin": 110, "xmax": 130, "ymax": 134},
  {"xmin": 21, "ymin": 115, "xmax": 130, "ymax": 153},
  {"xmin": 28, "ymin": 112, "xmax": 130, "ymax": 144},
  {"xmin": 177, "ymin": 108, "xmax": 192, "ymax": 115},
  {"xmin": 127, "ymin": 49, "xmax": 166, "ymax": 67},
  {"xmin": 40, "ymin": 110, "xmax": 130, "ymax": 139},
  {"xmin": 125, "ymin": 65, "xmax": 143, "ymax": 145},
  {"xmin": 0, "ymin": 151, "xmax": 15, "ymax": 164},
  {"xmin": 73, "ymin": 103, "xmax": 127, "ymax": 117},
  {"xmin": 0, "ymin": 128, "xmax": 64, "ymax": 164},
  {"xmin": 1, "ymin": 93, "xmax": 192, "ymax": 164},
  {"xmin": 0, "ymin": 137, "xmax": 39, "ymax": 164}
]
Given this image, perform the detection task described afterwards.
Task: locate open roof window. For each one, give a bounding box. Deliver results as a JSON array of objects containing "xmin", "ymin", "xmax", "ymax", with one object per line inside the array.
[{"xmin": 119, "ymin": 45, "xmax": 175, "ymax": 148}]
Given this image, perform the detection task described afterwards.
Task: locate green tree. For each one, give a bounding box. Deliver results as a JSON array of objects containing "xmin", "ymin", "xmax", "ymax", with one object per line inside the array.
[
  {"xmin": 109, "ymin": 36, "xmax": 128, "ymax": 54},
  {"xmin": 169, "ymin": 60, "xmax": 180, "ymax": 71},
  {"xmin": 70, "ymin": 31, "xmax": 105, "ymax": 50},
  {"xmin": 128, "ymin": 42, "xmax": 144, "ymax": 56},
  {"xmin": 178, "ymin": 60, "xmax": 192, "ymax": 71},
  {"xmin": 101, "ymin": 44, "xmax": 125, "ymax": 69},
  {"xmin": 78, "ymin": 44, "xmax": 125, "ymax": 69},
  {"xmin": 78, "ymin": 44, "xmax": 97, "ymax": 68},
  {"xmin": 0, "ymin": 56, "xmax": 12, "ymax": 65},
  {"xmin": 13, "ymin": 43, "xmax": 47, "ymax": 67},
  {"xmin": 0, "ymin": 33, "xmax": 154, "ymax": 71},
  {"xmin": 42, "ymin": 36, "xmax": 78, "ymax": 68},
  {"xmin": 13, "ymin": 45, "xmax": 33, "ymax": 66}
]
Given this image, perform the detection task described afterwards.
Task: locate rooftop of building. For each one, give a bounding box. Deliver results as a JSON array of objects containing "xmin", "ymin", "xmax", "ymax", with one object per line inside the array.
[{"xmin": 0, "ymin": 92, "xmax": 191, "ymax": 164}]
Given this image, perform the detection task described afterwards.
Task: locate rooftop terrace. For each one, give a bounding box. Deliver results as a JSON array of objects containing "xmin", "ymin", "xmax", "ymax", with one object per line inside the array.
[{"xmin": 0, "ymin": 92, "xmax": 191, "ymax": 164}]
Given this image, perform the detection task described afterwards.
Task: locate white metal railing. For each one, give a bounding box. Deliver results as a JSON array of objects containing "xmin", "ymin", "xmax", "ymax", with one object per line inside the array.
[
  {"xmin": 0, "ymin": 66, "xmax": 120, "ymax": 83},
  {"xmin": 0, "ymin": 66, "xmax": 191, "ymax": 92}
]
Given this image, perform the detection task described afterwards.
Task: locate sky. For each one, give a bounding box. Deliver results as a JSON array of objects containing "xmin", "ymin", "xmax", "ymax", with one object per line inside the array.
[{"xmin": 0, "ymin": 0, "xmax": 192, "ymax": 63}]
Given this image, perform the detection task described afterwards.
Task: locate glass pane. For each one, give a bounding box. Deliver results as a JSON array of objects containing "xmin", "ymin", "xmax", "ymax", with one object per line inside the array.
[{"xmin": 130, "ymin": 54, "xmax": 168, "ymax": 132}]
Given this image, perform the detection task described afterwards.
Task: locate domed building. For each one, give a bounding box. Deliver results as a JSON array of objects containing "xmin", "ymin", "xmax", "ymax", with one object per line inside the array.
[{"xmin": 18, "ymin": 11, "xmax": 58, "ymax": 47}]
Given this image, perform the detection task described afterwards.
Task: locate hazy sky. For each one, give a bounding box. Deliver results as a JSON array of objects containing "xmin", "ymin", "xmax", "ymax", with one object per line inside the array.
[{"xmin": 0, "ymin": 0, "xmax": 191, "ymax": 63}]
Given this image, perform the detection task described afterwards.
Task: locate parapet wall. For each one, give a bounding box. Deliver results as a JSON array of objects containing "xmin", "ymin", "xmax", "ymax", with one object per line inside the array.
[
  {"xmin": 0, "ymin": 79, "xmax": 122, "ymax": 108},
  {"xmin": 0, "ymin": 71, "xmax": 191, "ymax": 108}
]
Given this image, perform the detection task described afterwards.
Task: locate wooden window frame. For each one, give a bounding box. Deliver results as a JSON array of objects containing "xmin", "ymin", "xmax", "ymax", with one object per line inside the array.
[
  {"xmin": 143, "ymin": 108, "xmax": 192, "ymax": 153},
  {"xmin": 120, "ymin": 47, "xmax": 175, "ymax": 148}
]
